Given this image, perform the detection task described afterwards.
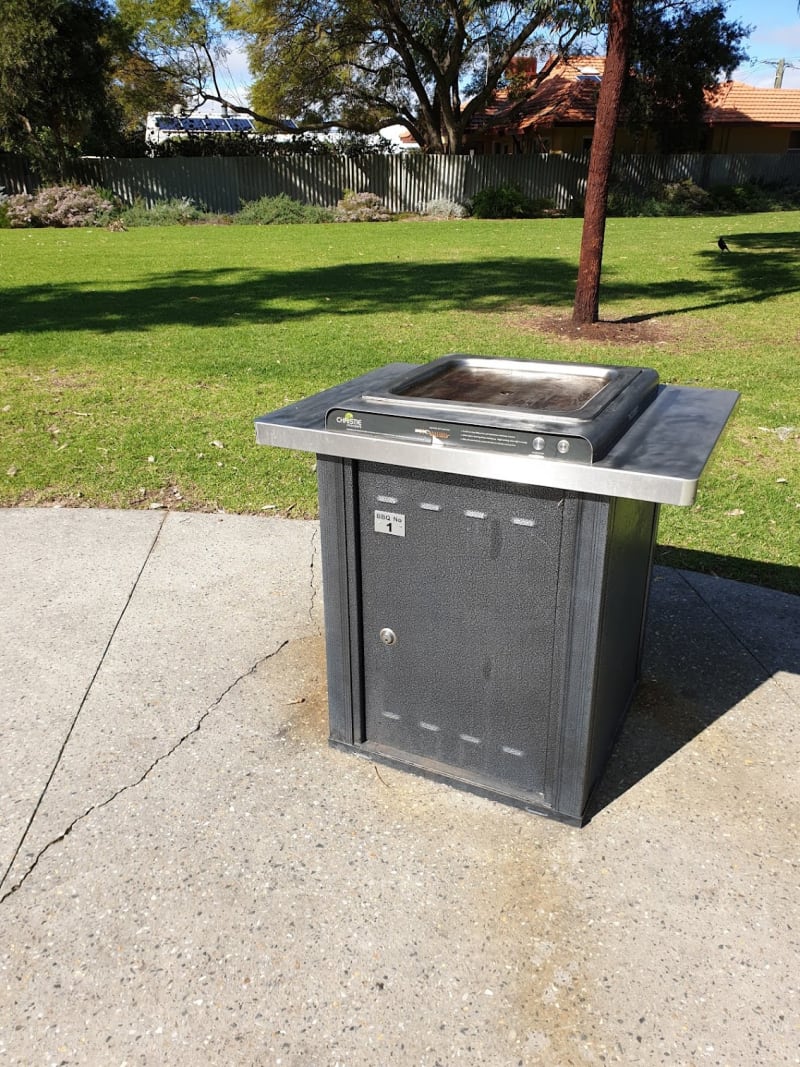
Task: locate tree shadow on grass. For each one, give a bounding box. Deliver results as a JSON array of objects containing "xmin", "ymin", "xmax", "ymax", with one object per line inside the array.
[
  {"xmin": 3, "ymin": 235, "xmax": 799, "ymax": 336},
  {"xmin": 656, "ymin": 546, "xmax": 800, "ymax": 597},
  {"xmin": 723, "ymin": 229, "xmax": 800, "ymax": 252},
  {"xmin": 3, "ymin": 257, "xmax": 581, "ymax": 335},
  {"xmin": 615, "ymin": 230, "xmax": 800, "ymax": 322}
]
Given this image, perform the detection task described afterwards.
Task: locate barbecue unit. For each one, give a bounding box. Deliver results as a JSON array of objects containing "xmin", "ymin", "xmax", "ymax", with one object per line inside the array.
[{"xmin": 255, "ymin": 355, "xmax": 738, "ymax": 824}]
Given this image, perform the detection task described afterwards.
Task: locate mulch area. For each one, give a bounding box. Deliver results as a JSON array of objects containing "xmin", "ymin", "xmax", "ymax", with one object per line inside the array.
[{"xmin": 507, "ymin": 309, "xmax": 674, "ymax": 346}]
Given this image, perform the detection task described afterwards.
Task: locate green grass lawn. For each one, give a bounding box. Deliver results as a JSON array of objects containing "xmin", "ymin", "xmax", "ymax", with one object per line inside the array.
[{"xmin": 1, "ymin": 214, "xmax": 798, "ymax": 592}]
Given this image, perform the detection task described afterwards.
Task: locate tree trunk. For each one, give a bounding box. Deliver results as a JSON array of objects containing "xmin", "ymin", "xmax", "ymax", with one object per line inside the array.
[{"xmin": 572, "ymin": 0, "xmax": 634, "ymax": 324}]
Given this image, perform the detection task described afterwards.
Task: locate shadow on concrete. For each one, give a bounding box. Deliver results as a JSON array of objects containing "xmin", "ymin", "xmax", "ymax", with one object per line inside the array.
[
  {"xmin": 586, "ymin": 564, "xmax": 800, "ymax": 821},
  {"xmin": 655, "ymin": 546, "xmax": 800, "ymax": 597}
]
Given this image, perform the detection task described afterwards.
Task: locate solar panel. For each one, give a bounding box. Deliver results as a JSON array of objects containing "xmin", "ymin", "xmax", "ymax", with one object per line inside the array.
[{"xmin": 149, "ymin": 113, "xmax": 257, "ymax": 136}]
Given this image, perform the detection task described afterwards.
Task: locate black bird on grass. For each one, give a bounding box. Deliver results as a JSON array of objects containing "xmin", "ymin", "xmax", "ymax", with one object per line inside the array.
[{"xmin": 717, "ymin": 236, "xmax": 731, "ymax": 252}]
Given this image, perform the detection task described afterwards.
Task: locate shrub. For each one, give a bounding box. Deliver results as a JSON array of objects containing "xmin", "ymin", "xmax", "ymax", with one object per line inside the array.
[
  {"xmin": 606, "ymin": 180, "xmax": 650, "ymax": 217},
  {"xmin": 608, "ymin": 179, "xmax": 800, "ymax": 218},
  {"xmin": 707, "ymin": 182, "xmax": 773, "ymax": 213},
  {"xmin": 468, "ymin": 184, "xmax": 554, "ymax": 219},
  {"xmin": 5, "ymin": 184, "xmax": 119, "ymax": 228},
  {"xmin": 235, "ymin": 194, "xmax": 333, "ymax": 225},
  {"xmin": 423, "ymin": 198, "xmax": 468, "ymax": 219},
  {"xmin": 662, "ymin": 179, "xmax": 711, "ymax": 213},
  {"xmin": 120, "ymin": 196, "xmax": 208, "ymax": 226},
  {"xmin": 5, "ymin": 193, "xmax": 36, "ymax": 227},
  {"xmin": 768, "ymin": 183, "xmax": 800, "ymax": 210},
  {"xmin": 334, "ymin": 190, "xmax": 391, "ymax": 221}
]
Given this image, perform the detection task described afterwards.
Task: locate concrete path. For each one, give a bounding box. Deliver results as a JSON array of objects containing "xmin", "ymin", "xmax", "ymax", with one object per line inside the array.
[{"xmin": 1, "ymin": 509, "xmax": 798, "ymax": 1066}]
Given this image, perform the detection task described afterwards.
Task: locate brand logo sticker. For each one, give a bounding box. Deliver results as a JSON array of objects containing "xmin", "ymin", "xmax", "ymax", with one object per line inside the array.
[{"xmin": 335, "ymin": 411, "xmax": 363, "ymax": 429}]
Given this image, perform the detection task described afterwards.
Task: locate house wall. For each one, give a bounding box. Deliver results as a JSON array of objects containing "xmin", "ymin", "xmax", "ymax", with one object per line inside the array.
[
  {"xmin": 463, "ymin": 127, "xmax": 593, "ymax": 155},
  {"xmin": 466, "ymin": 125, "xmax": 660, "ymax": 156},
  {"xmin": 467, "ymin": 117, "xmax": 800, "ymax": 157},
  {"xmin": 551, "ymin": 126, "xmax": 593, "ymax": 153},
  {"xmin": 709, "ymin": 125, "xmax": 799, "ymax": 154}
]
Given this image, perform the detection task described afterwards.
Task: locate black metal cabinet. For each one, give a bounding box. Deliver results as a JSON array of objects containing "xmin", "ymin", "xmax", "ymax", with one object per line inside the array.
[{"xmin": 318, "ymin": 456, "xmax": 659, "ymax": 825}]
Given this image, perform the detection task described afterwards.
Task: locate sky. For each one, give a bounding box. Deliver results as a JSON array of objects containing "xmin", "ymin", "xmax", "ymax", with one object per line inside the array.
[
  {"xmin": 205, "ymin": 0, "xmax": 800, "ymax": 110},
  {"xmin": 725, "ymin": 0, "xmax": 800, "ymax": 87}
]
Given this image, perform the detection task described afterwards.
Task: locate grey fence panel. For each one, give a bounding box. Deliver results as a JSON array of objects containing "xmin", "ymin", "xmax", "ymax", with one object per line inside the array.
[
  {"xmin": 0, "ymin": 154, "xmax": 36, "ymax": 194},
  {"xmin": 459, "ymin": 154, "xmax": 588, "ymax": 212},
  {"xmin": 66, "ymin": 155, "xmax": 349, "ymax": 211},
  {"xmin": 252, "ymin": 156, "xmax": 339, "ymax": 207},
  {"xmin": 68, "ymin": 157, "xmax": 211, "ymax": 207},
  {"xmin": 704, "ymin": 152, "xmax": 800, "ymax": 186},
  {"xmin": 410, "ymin": 156, "xmax": 468, "ymax": 211},
  {"xmin": 612, "ymin": 153, "xmax": 697, "ymax": 194},
  {"xmin": 368, "ymin": 155, "xmax": 464, "ymax": 212},
  {"xmin": 352, "ymin": 157, "xmax": 388, "ymax": 203},
  {"xmin": 3, "ymin": 152, "xmax": 800, "ymax": 215},
  {"xmin": 60, "ymin": 153, "xmax": 592, "ymax": 213},
  {"xmin": 612, "ymin": 152, "xmax": 800, "ymax": 193}
]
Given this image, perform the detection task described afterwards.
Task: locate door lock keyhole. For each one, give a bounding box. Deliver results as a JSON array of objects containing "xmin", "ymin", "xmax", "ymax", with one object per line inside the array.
[{"xmin": 379, "ymin": 627, "xmax": 397, "ymax": 646}]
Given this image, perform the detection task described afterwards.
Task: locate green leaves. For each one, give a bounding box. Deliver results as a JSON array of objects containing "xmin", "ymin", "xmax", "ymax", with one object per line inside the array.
[
  {"xmin": 624, "ymin": 0, "xmax": 751, "ymax": 151},
  {"xmin": 140, "ymin": 1, "xmax": 580, "ymax": 150},
  {"xmin": 0, "ymin": 0, "xmax": 123, "ymax": 172}
]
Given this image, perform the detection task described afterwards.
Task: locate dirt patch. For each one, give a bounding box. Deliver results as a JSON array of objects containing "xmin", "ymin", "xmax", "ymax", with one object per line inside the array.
[
  {"xmin": 2, "ymin": 481, "xmax": 223, "ymax": 512},
  {"xmin": 123, "ymin": 482, "xmax": 222, "ymax": 512},
  {"xmin": 1, "ymin": 490, "xmax": 92, "ymax": 509},
  {"xmin": 277, "ymin": 634, "xmax": 329, "ymax": 742},
  {"xmin": 507, "ymin": 308, "xmax": 676, "ymax": 346},
  {"xmin": 26, "ymin": 368, "xmax": 98, "ymax": 392}
]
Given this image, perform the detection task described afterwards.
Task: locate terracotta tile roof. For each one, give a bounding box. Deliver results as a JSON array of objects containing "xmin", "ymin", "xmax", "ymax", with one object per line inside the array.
[
  {"xmin": 470, "ymin": 56, "xmax": 605, "ymax": 133},
  {"xmin": 469, "ymin": 59, "xmax": 800, "ymax": 136},
  {"xmin": 704, "ymin": 81, "xmax": 800, "ymax": 126}
]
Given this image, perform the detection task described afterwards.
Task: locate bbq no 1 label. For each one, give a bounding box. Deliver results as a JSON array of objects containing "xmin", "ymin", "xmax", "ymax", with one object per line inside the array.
[{"xmin": 374, "ymin": 510, "xmax": 406, "ymax": 537}]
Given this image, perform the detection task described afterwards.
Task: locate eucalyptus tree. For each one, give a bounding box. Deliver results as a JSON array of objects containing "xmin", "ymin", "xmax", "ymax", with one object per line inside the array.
[
  {"xmin": 573, "ymin": 0, "xmax": 749, "ymax": 323},
  {"xmin": 573, "ymin": 0, "xmax": 632, "ymax": 324},
  {"xmin": 625, "ymin": 0, "xmax": 749, "ymax": 151},
  {"xmin": 121, "ymin": 0, "xmax": 589, "ymax": 149},
  {"xmin": 243, "ymin": 1, "xmax": 596, "ymax": 150},
  {"xmin": 0, "ymin": 0, "xmax": 122, "ymax": 171},
  {"xmin": 117, "ymin": 0, "xmax": 229, "ymax": 111}
]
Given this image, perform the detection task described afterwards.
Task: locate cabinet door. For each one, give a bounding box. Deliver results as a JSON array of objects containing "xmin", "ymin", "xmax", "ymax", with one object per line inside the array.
[{"xmin": 357, "ymin": 463, "xmax": 565, "ymax": 795}]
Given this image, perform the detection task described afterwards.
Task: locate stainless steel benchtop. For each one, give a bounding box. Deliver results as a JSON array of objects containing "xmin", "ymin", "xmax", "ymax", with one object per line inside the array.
[{"xmin": 255, "ymin": 363, "xmax": 739, "ymax": 506}]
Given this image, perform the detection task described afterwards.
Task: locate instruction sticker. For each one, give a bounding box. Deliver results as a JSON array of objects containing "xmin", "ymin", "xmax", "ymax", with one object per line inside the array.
[{"xmin": 374, "ymin": 510, "xmax": 406, "ymax": 537}]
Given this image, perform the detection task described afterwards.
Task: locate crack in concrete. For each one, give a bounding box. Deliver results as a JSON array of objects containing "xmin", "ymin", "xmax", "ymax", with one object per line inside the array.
[
  {"xmin": 309, "ymin": 525, "xmax": 321, "ymax": 632},
  {"xmin": 0, "ymin": 512, "xmax": 168, "ymax": 899},
  {"xmin": 0, "ymin": 639, "xmax": 289, "ymax": 904}
]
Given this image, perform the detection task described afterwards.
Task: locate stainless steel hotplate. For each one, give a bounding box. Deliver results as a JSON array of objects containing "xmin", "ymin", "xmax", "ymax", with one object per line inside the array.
[
  {"xmin": 326, "ymin": 355, "xmax": 660, "ymax": 464},
  {"xmin": 376, "ymin": 356, "xmax": 625, "ymax": 413}
]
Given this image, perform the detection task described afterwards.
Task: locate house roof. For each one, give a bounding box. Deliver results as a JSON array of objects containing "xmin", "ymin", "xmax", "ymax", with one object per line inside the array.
[
  {"xmin": 469, "ymin": 56, "xmax": 606, "ymax": 134},
  {"xmin": 704, "ymin": 81, "xmax": 800, "ymax": 126},
  {"xmin": 468, "ymin": 57, "xmax": 800, "ymax": 137}
]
